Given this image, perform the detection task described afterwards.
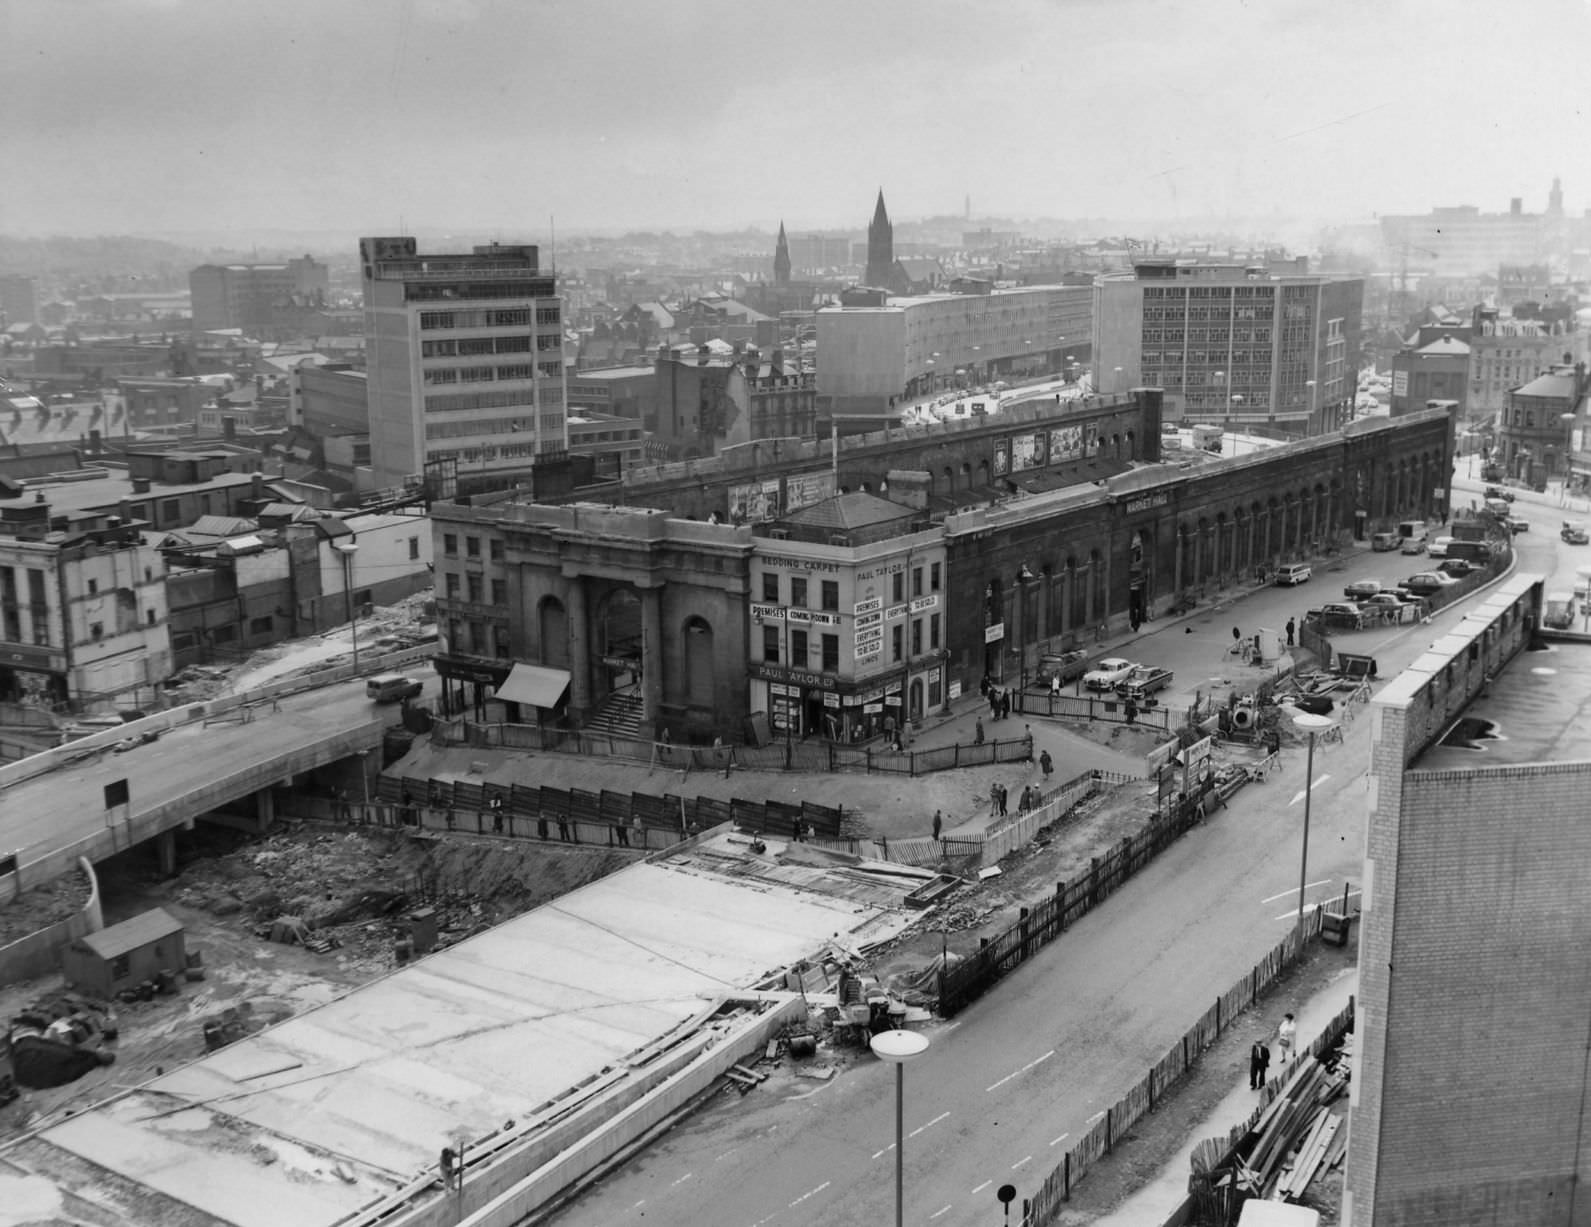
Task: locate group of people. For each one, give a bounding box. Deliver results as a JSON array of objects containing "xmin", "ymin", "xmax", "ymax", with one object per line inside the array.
[{"xmin": 1248, "ymin": 1012, "xmax": 1298, "ymax": 1090}]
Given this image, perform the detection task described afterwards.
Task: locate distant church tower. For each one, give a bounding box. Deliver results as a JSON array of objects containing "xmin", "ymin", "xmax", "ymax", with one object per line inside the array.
[
  {"xmin": 1548, "ymin": 177, "xmax": 1564, "ymax": 217},
  {"xmin": 864, "ymin": 190, "xmax": 894, "ymax": 288},
  {"xmin": 774, "ymin": 221, "xmax": 791, "ymax": 286}
]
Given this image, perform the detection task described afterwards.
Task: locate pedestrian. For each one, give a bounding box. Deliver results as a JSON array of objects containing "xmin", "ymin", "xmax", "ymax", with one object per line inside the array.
[
  {"xmin": 1258, "ymin": 1042, "xmax": 1272, "ymax": 1086},
  {"xmin": 1277, "ymin": 1012, "xmax": 1297, "ymax": 1061},
  {"xmin": 1051, "ymin": 672, "xmax": 1061, "ymax": 698},
  {"xmin": 1285, "ymin": 617, "xmax": 1296, "ymax": 647},
  {"xmin": 1001, "ymin": 690, "xmax": 1012, "ymax": 720},
  {"xmin": 989, "ymin": 782, "xmax": 1001, "ymax": 818},
  {"xmin": 1249, "ymin": 1039, "xmax": 1267, "ymax": 1089},
  {"xmin": 1232, "ymin": 626, "xmax": 1242, "ymax": 648},
  {"xmin": 631, "ymin": 815, "xmax": 644, "ymax": 847},
  {"xmin": 616, "ymin": 818, "xmax": 629, "ymax": 847},
  {"xmin": 1018, "ymin": 786, "xmax": 1031, "ymax": 816},
  {"xmin": 997, "ymin": 783, "xmax": 1008, "ymax": 817},
  {"xmin": 1124, "ymin": 699, "xmax": 1138, "ymax": 725},
  {"xmin": 490, "ymin": 792, "xmax": 504, "ymax": 835},
  {"xmin": 558, "ymin": 816, "xmax": 571, "ymax": 842},
  {"xmin": 932, "ymin": 809, "xmax": 943, "ymax": 841},
  {"xmin": 440, "ymin": 1146, "xmax": 459, "ymax": 1192},
  {"xmin": 659, "ymin": 726, "xmax": 672, "ymax": 762},
  {"xmin": 793, "ymin": 817, "xmax": 806, "ymax": 842},
  {"xmin": 989, "ymin": 689, "xmax": 1000, "ymax": 719},
  {"xmin": 974, "ymin": 716, "xmax": 985, "ymax": 745},
  {"xmin": 1039, "ymin": 749, "xmax": 1053, "ymax": 780},
  {"xmin": 336, "ymin": 788, "xmax": 351, "ymax": 822}
]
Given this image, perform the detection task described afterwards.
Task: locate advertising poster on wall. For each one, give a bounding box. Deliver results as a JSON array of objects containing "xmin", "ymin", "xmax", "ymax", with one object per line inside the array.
[
  {"xmin": 1011, "ymin": 432, "xmax": 1040, "ymax": 472},
  {"xmin": 1050, "ymin": 425, "xmax": 1083, "ymax": 462},
  {"xmin": 728, "ymin": 478, "xmax": 781, "ymax": 523},
  {"xmin": 993, "ymin": 439, "xmax": 1010, "ymax": 476},
  {"xmin": 784, "ymin": 470, "xmax": 837, "ymax": 513},
  {"xmin": 1084, "ymin": 423, "xmax": 1099, "ymax": 456}
]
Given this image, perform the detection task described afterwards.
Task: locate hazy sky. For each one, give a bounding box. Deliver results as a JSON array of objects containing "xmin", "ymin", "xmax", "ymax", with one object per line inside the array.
[{"xmin": 5, "ymin": 0, "xmax": 1589, "ymax": 240}]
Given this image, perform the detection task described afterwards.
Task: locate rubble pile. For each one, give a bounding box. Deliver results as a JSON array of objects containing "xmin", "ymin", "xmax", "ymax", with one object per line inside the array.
[{"xmin": 0, "ymin": 867, "xmax": 93, "ymax": 947}]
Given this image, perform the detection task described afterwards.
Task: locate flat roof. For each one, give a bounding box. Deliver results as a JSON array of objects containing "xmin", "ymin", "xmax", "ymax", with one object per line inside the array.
[{"xmin": 5, "ymin": 835, "xmax": 913, "ymax": 1226}]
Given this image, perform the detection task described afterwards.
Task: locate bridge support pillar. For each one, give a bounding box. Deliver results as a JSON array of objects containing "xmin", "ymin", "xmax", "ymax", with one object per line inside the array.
[
  {"xmin": 156, "ymin": 829, "xmax": 177, "ymax": 878},
  {"xmin": 256, "ymin": 788, "xmax": 276, "ymax": 830}
]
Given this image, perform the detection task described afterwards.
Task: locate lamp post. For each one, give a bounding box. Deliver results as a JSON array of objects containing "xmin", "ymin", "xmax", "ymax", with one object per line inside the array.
[
  {"xmin": 1113, "ymin": 366, "xmax": 1124, "ymax": 396},
  {"xmin": 1212, "ymin": 369, "xmax": 1226, "ymax": 420},
  {"xmin": 1292, "ymin": 712, "xmax": 1336, "ymax": 949},
  {"xmin": 1305, "ymin": 379, "xmax": 1318, "ymax": 433},
  {"xmin": 1561, "ymin": 412, "xmax": 1577, "ymax": 504},
  {"xmin": 335, "ymin": 540, "xmax": 360, "ymax": 674},
  {"xmin": 871, "ymin": 1028, "xmax": 930, "ymax": 1227}
]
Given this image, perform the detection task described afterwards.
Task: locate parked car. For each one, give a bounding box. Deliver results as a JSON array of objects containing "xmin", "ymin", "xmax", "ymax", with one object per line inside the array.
[
  {"xmin": 1401, "ymin": 572, "xmax": 1457, "ymax": 597},
  {"xmin": 1343, "ymin": 578, "xmax": 1383, "ymax": 600},
  {"xmin": 1370, "ymin": 531, "xmax": 1401, "ymax": 552},
  {"xmin": 1082, "ymin": 657, "xmax": 1137, "ymax": 691},
  {"xmin": 1273, "ymin": 563, "xmax": 1312, "ymax": 586},
  {"xmin": 1484, "ymin": 485, "xmax": 1515, "ymax": 503},
  {"xmin": 1399, "ymin": 536, "xmax": 1426, "ymax": 555},
  {"xmin": 1438, "ymin": 558, "xmax": 1478, "ymax": 577},
  {"xmin": 1361, "ymin": 592, "xmax": 1411, "ymax": 612},
  {"xmin": 1117, "ymin": 665, "xmax": 1174, "ymax": 702},
  {"xmin": 1318, "ymin": 602, "xmax": 1366, "ymax": 628},
  {"xmin": 113, "ymin": 729, "xmax": 162, "ymax": 754},
  {"xmin": 1509, "ymin": 517, "xmax": 1530, "ymax": 534},
  {"xmin": 1036, "ymin": 649, "xmax": 1089, "ymax": 688}
]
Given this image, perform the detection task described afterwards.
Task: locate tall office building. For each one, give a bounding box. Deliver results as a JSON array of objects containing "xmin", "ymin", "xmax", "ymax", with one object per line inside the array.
[
  {"xmin": 0, "ymin": 275, "xmax": 38, "ymax": 326},
  {"xmin": 189, "ymin": 257, "xmax": 329, "ymax": 334},
  {"xmin": 359, "ymin": 237, "xmax": 568, "ymax": 488},
  {"xmin": 1093, "ymin": 261, "xmax": 1363, "ymax": 432}
]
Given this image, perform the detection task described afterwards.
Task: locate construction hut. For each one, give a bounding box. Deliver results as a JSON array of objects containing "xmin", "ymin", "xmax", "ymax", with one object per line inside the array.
[{"xmin": 61, "ymin": 908, "xmax": 186, "ymax": 999}]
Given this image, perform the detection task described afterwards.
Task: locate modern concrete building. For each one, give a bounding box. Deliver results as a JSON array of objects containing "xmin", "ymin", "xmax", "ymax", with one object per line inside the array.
[
  {"xmin": 359, "ymin": 237, "xmax": 568, "ymax": 489},
  {"xmin": 816, "ymin": 283, "xmax": 1093, "ymax": 419},
  {"xmin": 1379, "ymin": 184, "xmax": 1564, "ymax": 278},
  {"xmin": 189, "ymin": 256, "xmax": 329, "ymax": 336},
  {"xmin": 1345, "ymin": 572, "xmax": 1591, "ymax": 1226},
  {"xmin": 1093, "ymin": 260, "xmax": 1362, "ymax": 431}
]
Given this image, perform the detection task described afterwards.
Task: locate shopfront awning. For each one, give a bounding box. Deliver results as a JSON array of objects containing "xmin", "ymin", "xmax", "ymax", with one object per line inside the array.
[{"xmin": 496, "ymin": 664, "xmax": 571, "ymax": 708}]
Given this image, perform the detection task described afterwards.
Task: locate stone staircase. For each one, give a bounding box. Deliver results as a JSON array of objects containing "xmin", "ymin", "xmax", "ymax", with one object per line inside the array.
[{"xmin": 585, "ymin": 690, "xmax": 644, "ymax": 739}]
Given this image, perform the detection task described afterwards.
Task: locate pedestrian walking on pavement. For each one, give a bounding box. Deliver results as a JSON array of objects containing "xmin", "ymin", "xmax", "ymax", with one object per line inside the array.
[
  {"xmin": 1249, "ymin": 1039, "xmax": 1267, "ymax": 1089},
  {"xmin": 1286, "ymin": 617, "xmax": 1296, "ymax": 647},
  {"xmin": 1258, "ymin": 1042, "xmax": 1272, "ymax": 1086},
  {"xmin": 1277, "ymin": 1012, "xmax": 1297, "ymax": 1061},
  {"xmin": 997, "ymin": 783, "xmax": 1008, "ymax": 817},
  {"xmin": 1051, "ymin": 673, "xmax": 1061, "ymax": 698},
  {"xmin": 1039, "ymin": 749, "xmax": 1053, "ymax": 779},
  {"xmin": 989, "ymin": 782, "xmax": 1000, "ymax": 818},
  {"xmin": 1001, "ymin": 690, "xmax": 1012, "ymax": 720},
  {"xmin": 932, "ymin": 810, "xmax": 943, "ymax": 841}
]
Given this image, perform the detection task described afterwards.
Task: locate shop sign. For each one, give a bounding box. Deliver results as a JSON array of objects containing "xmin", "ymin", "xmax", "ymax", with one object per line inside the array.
[
  {"xmin": 909, "ymin": 594, "xmax": 939, "ymax": 613},
  {"xmin": 949, "ymin": 680, "xmax": 963, "ymax": 700},
  {"xmin": 883, "ymin": 694, "xmax": 901, "ymax": 706},
  {"xmin": 748, "ymin": 662, "xmax": 836, "ymax": 689},
  {"xmin": 761, "ymin": 554, "xmax": 841, "ymax": 573},
  {"xmin": 855, "ymin": 627, "xmax": 883, "ymax": 646},
  {"xmin": 854, "ymin": 597, "xmax": 882, "ymax": 615},
  {"xmin": 751, "ymin": 603, "xmax": 784, "ymax": 620},
  {"xmin": 985, "ymin": 622, "xmax": 1005, "ymax": 643},
  {"xmin": 863, "ymin": 702, "xmax": 883, "ymax": 713},
  {"xmin": 1125, "ymin": 492, "xmax": 1170, "ymax": 514},
  {"xmin": 789, "ymin": 609, "xmax": 840, "ymax": 626},
  {"xmin": 855, "ymin": 610, "xmax": 882, "ymax": 630},
  {"xmin": 769, "ymin": 683, "xmax": 794, "ymax": 696},
  {"xmin": 885, "ymin": 603, "xmax": 909, "ymax": 620},
  {"xmin": 823, "ymin": 692, "xmax": 841, "ymax": 708},
  {"xmin": 599, "ymin": 655, "xmax": 636, "ymax": 670},
  {"xmin": 856, "ymin": 645, "xmax": 882, "ymax": 663},
  {"xmin": 928, "ymin": 667, "xmax": 941, "ymax": 684}
]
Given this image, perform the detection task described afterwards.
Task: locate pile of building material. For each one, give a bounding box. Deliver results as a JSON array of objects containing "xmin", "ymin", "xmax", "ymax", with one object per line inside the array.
[{"xmin": 1191, "ymin": 1037, "xmax": 1353, "ymax": 1218}]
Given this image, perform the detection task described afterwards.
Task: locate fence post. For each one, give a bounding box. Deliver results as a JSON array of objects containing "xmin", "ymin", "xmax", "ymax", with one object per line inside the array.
[
  {"xmin": 1216, "ymin": 995, "xmax": 1222, "ymax": 1035},
  {"xmin": 1149, "ymin": 1066, "xmax": 1155, "ymax": 1110},
  {"xmin": 1064, "ymin": 1152, "xmax": 1070, "ymax": 1201},
  {"xmin": 1089, "ymin": 857, "xmax": 1100, "ymax": 908},
  {"xmin": 1183, "ymin": 1033, "xmax": 1189, "ymax": 1072},
  {"xmin": 1251, "ymin": 966, "xmax": 1258, "ymax": 1005},
  {"xmin": 866, "ymin": 746, "xmax": 872, "ymax": 774},
  {"xmin": 1106, "ymin": 1106, "xmax": 1113, "ymax": 1153}
]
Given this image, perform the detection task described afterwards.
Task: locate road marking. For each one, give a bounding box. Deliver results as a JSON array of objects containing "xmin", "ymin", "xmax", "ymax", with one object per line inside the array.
[
  {"xmin": 909, "ymin": 1111, "xmax": 950, "ymax": 1138},
  {"xmin": 1088, "ymin": 1111, "xmax": 1105, "ymax": 1124},
  {"xmin": 786, "ymin": 1081, "xmax": 833, "ymax": 1102},
  {"xmin": 987, "ymin": 1049, "xmax": 1054, "ymax": 1092},
  {"xmin": 789, "ymin": 1181, "xmax": 829, "ymax": 1207},
  {"xmin": 632, "ymin": 1201, "xmax": 646, "ymax": 1210},
  {"xmin": 929, "ymin": 1206, "xmax": 954, "ymax": 1220},
  {"xmin": 872, "ymin": 1144, "xmax": 896, "ymax": 1160},
  {"xmin": 715, "ymin": 1148, "xmax": 738, "ymax": 1161},
  {"xmin": 1262, "ymin": 880, "xmax": 1330, "ymax": 905},
  {"xmin": 671, "ymin": 1172, "xmax": 693, "ymax": 1187},
  {"xmin": 1289, "ymin": 774, "xmax": 1331, "ymax": 806},
  {"xmin": 971, "ymin": 1181, "xmax": 992, "ymax": 1195},
  {"xmin": 1275, "ymin": 888, "xmax": 1362, "ymax": 922},
  {"xmin": 1049, "ymin": 1132, "xmax": 1070, "ymax": 1147},
  {"xmin": 1012, "ymin": 1155, "xmax": 1033, "ymax": 1170}
]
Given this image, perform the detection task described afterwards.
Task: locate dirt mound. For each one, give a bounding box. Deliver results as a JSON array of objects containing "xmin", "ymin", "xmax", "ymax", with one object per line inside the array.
[{"xmin": 0, "ymin": 867, "xmax": 93, "ymax": 947}]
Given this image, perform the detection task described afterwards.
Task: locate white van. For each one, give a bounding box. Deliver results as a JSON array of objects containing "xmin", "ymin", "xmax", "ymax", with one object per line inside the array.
[
  {"xmin": 366, "ymin": 673, "xmax": 423, "ymax": 703},
  {"xmin": 1274, "ymin": 563, "xmax": 1313, "ymax": 587},
  {"xmin": 1427, "ymin": 536, "xmax": 1453, "ymax": 559}
]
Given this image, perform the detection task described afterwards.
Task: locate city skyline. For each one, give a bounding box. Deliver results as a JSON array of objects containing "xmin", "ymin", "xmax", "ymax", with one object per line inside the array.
[{"xmin": 6, "ymin": 0, "xmax": 1590, "ymax": 242}]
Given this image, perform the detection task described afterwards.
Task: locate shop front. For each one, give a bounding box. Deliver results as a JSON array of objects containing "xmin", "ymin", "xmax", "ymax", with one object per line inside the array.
[
  {"xmin": 748, "ymin": 662, "xmax": 911, "ymax": 744},
  {"xmin": 433, "ymin": 655, "xmax": 510, "ymax": 720}
]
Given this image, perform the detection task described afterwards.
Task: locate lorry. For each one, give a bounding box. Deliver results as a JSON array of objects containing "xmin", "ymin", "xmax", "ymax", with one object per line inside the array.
[
  {"xmin": 1191, "ymin": 423, "xmax": 1223, "ymax": 453},
  {"xmin": 1117, "ymin": 665, "xmax": 1174, "ymax": 702}
]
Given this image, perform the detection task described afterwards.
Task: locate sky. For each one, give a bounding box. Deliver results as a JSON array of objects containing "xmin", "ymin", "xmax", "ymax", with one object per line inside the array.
[{"xmin": 4, "ymin": 0, "xmax": 1590, "ymax": 241}]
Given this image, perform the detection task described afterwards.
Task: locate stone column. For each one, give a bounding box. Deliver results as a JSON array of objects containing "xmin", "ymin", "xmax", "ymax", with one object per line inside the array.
[
  {"xmin": 640, "ymin": 584, "xmax": 663, "ymax": 734},
  {"xmin": 565, "ymin": 574, "xmax": 590, "ymax": 720},
  {"xmin": 156, "ymin": 828, "xmax": 177, "ymax": 878},
  {"xmin": 1173, "ymin": 527, "xmax": 1185, "ymax": 597}
]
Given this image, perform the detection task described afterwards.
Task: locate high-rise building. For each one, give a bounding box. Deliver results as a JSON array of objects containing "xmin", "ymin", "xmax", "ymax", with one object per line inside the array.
[
  {"xmin": 189, "ymin": 257, "xmax": 329, "ymax": 335},
  {"xmin": 359, "ymin": 237, "xmax": 568, "ymax": 488},
  {"xmin": 864, "ymin": 191, "xmax": 894, "ymax": 290},
  {"xmin": 0, "ymin": 275, "xmax": 39, "ymax": 326},
  {"xmin": 1093, "ymin": 261, "xmax": 1363, "ymax": 432}
]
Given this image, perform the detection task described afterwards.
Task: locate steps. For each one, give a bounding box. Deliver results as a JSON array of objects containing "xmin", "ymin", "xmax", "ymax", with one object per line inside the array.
[{"xmin": 585, "ymin": 690, "xmax": 643, "ymax": 739}]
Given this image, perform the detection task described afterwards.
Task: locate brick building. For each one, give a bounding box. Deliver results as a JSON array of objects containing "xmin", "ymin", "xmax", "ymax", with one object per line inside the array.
[{"xmin": 1345, "ymin": 573, "xmax": 1591, "ymax": 1225}]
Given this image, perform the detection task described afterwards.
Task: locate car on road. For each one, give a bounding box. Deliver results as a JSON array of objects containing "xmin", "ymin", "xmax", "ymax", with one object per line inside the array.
[
  {"xmin": 113, "ymin": 729, "xmax": 162, "ymax": 754},
  {"xmin": 1427, "ymin": 536, "xmax": 1453, "ymax": 559},
  {"xmin": 366, "ymin": 673, "xmax": 424, "ymax": 703},
  {"xmin": 1399, "ymin": 536, "xmax": 1426, "ymax": 555},
  {"xmin": 1370, "ymin": 531, "xmax": 1401, "ymax": 552},
  {"xmin": 1562, "ymin": 521, "xmax": 1590, "ymax": 545},
  {"xmin": 1343, "ymin": 578, "xmax": 1384, "ymax": 600},
  {"xmin": 1438, "ymin": 558, "xmax": 1479, "ymax": 577},
  {"xmin": 1318, "ymin": 602, "xmax": 1366, "ymax": 628},
  {"xmin": 1036, "ymin": 649, "xmax": 1089, "ymax": 688},
  {"xmin": 1509, "ymin": 517, "xmax": 1530, "ymax": 533},
  {"xmin": 1273, "ymin": 563, "xmax": 1312, "ymax": 586},
  {"xmin": 1360, "ymin": 592, "xmax": 1412, "ymax": 612},
  {"xmin": 1400, "ymin": 572, "xmax": 1458, "ymax": 597},
  {"xmin": 1117, "ymin": 665, "xmax": 1174, "ymax": 702},
  {"xmin": 1082, "ymin": 657, "xmax": 1137, "ymax": 691},
  {"xmin": 1484, "ymin": 485, "xmax": 1515, "ymax": 503}
]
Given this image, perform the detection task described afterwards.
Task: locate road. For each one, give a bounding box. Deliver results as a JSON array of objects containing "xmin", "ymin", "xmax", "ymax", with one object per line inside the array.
[
  {"xmin": 549, "ymin": 480, "xmax": 1568, "ymax": 1227},
  {"xmin": 0, "ymin": 670, "xmax": 436, "ymax": 876}
]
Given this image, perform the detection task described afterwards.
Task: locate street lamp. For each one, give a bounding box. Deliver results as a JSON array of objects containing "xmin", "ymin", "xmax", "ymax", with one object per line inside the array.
[
  {"xmin": 871, "ymin": 1028, "xmax": 930, "ymax": 1227},
  {"xmin": 1292, "ymin": 712, "xmax": 1337, "ymax": 950},
  {"xmin": 1305, "ymin": 379, "xmax": 1318, "ymax": 431},
  {"xmin": 1113, "ymin": 365, "xmax": 1124, "ymax": 395},
  {"xmin": 1561, "ymin": 412, "xmax": 1577, "ymax": 501},
  {"xmin": 334, "ymin": 540, "xmax": 360, "ymax": 673}
]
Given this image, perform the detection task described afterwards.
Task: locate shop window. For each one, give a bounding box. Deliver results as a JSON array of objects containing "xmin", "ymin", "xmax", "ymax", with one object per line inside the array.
[
  {"xmin": 821, "ymin": 634, "xmax": 839, "ymax": 671},
  {"xmin": 821, "ymin": 580, "xmax": 839, "ymax": 611},
  {"xmin": 790, "ymin": 629, "xmax": 809, "ymax": 666},
  {"xmin": 893, "ymin": 572, "xmax": 905, "ymax": 603},
  {"xmin": 891, "ymin": 625, "xmax": 903, "ymax": 662},
  {"xmin": 763, "ymin": 625, "xmax": 780, "ymax": 663},
  {"xmin": 762, "ymin": 573, "xmax": 779, "ymax": 604},
  {"xmin": 790, "ymin": 577, "xmax": 807, "ymax": 608}
]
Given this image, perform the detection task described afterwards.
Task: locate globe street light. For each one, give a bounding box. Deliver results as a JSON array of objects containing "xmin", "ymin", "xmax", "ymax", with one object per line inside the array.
[
  {"xmin": 871, "ymin": 1028, "xmax": 930, "ymax": 1227},
  {"xmin": 334, "ymin": 540, "xmax": 360, "ymax": 673},
  {"xmin": 1292, "ymin": 711, "xmax": 1337, "ymax": 949}
]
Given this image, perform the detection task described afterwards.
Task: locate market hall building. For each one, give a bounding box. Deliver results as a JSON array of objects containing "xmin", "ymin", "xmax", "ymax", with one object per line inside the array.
[{"xmin": 428, "ymin": 392, "xmax": 1454, "ymax": 743}]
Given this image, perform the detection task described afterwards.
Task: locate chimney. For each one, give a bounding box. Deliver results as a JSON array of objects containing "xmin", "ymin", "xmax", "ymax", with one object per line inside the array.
[
  {"xmin": 131, "ymin": 477, "xmax": 151, "ymax": 494},
  {"xmin": 1510, "ymin": 197, "xmax": 1523, "ymax": 216},
  {"xmin": 771, "ymin": 347, "xmax": 785, "ymax": 373},
  {"xmin": 252, "ymin": 472, "xmax": 264, "ymax": 501},
  {"xmin": 698, "ymin": 344, "xmax": 710, "ymax": 366},
  {"xmin": 223, "ymin": 417, "xmax": 237, "ymax": 441}
]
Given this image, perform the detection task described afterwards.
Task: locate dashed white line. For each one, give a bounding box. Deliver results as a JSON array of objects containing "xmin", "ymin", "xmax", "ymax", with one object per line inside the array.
[
  {"xmin": 1289, "ymin": 774, "xmax": 1331, "ymax": 806},
  {"xmin": 715, "ymin": 1148, "xmax": 739, "ymax": 1162},
  {"xmin": 1087, "ymin": 1111, "xmax": 1105, "ymax": 1124},
  {"xmin": 1049, "ymin": 1132, "xmax": 1070, "ymax": 1147},
  {"xmin": 789, "ymin": 1181, "xmax": 830, "ymax": 1207},
  {"xmin": 1275, "ymin": 888, "xmax": 1362, "ymax": 922},
  {"xmin": 971, "ymin": 1180, "xmax": 992, "ymax": 1195},
  {"xmin": 1023, "ymin": 1050, "xmax": 1055, "ymax": 1072},
  {"xmin": 986, "ymin": 1049, "xmax": 1054, "ymax": 1093},
  {"xmin": 632, "ymin": 1200, "xmax": 646, "ymax": 1210},
  {"xmin": 872, "ymin": 1143, "xmax": 896, "ymax": 1160},
  {"xmin": 1261, "ymin": 880, "xmax": 1330, "ymax": 905},
  {"xmin": 909, "ymin": 1111, "xmax": 950, "ymax": 1139},
  {"xmin": 928, "ymin": 1205, "xmax": 954, "ymax": 1219},
  {"xmin": 986, "ymin": 1071, "xmax": 1018, "ymax": 1092},
  {"xmin": 1012, "ymin": 1155, "xmax": 1033, "ymax": 1170},
  {"xmin": 672, "ymin": 1172, "xmax": 693, "ymax": 1187}
]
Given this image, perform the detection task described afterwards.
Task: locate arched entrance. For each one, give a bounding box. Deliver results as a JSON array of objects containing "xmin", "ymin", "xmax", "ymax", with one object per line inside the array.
[
  {"xmin": 596, "ymin": 589, "xmax": 643, "ymax": 699},
  {"xmin": 909, "ymin": 677, "xmax": 925, "ymax": 722}
]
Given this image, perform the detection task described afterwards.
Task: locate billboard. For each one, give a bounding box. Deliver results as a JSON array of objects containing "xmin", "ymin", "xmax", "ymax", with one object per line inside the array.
[
  {"xmin": 1011, "ymin": 432, "xmax": 1042, "ymax": 472},
  {"xmin": 785, "ymin": 470, "xmax": 836, "ymax": 513},
  {"xmin": 1049, "ymin": 424, "xmax": 1084, "ymax": 461},
  {"xmin": 728, "ymin": 478, "xmax": 781, "ymax": 523},
  {"xmin": 993, "ymin": 439, "xmax": 1010, "ymax": 476}
]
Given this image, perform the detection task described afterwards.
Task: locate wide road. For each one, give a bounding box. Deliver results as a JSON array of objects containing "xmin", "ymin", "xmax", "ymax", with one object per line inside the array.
[
  {"xmin": 0, "ymin": 669, "xmax": 437, "ymax": 875},
  {"xmin": 550, "ymin": 492, "xmax": 1563, "ymax": 1227}
]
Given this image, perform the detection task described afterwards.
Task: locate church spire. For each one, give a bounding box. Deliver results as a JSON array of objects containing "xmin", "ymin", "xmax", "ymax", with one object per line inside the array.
[
  {"xmin": 865, "ymin": 190, "xmax": 894, "ymax": 289},
  {"xmin": 774, "ymin": 220, "xmax": 791, "ymax": 286}
]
